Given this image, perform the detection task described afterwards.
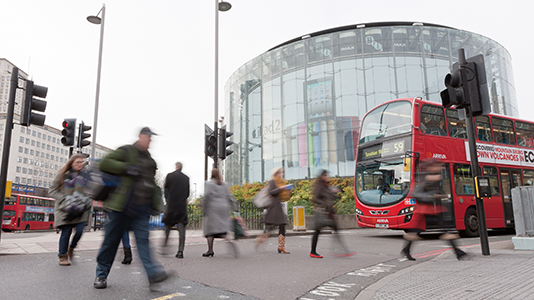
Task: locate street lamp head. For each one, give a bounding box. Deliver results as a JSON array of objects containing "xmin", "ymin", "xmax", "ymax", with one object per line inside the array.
[
  {"xmin": 87, "ymin": 15, "xmax": 102, "ymax": 24},
  {"xmin": 218, "ymin": 1, "xmax": 232, "ymax": 12}
]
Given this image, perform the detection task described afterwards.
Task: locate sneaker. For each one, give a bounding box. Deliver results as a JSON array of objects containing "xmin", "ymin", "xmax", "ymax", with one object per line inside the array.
[
  {"xmin": 310, "ymin": 252, "xmax": 323, "ymax": 258},
  {"xmin": 94, "ymin": 277, "xmax": 107, "ymax": 289}
]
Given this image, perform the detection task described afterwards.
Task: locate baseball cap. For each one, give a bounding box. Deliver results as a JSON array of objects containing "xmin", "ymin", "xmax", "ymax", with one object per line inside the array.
[{"xmin": 140, "ymin": 127, "xmax": 157, "ymax": 136}]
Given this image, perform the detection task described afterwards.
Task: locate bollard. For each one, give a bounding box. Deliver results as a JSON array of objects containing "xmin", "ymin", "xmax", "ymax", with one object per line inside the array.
[{"xmin": 293, "ymin": 206, "xmax": 306, "ymax": 231}]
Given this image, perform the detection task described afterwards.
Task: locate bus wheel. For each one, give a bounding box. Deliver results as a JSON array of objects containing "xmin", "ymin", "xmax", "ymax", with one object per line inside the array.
[
  {"xmin": 25, "ymin": 225, "xmax": 30, "ymax": 231},
  {"xmin": 462, "ymin": 207, "xmax": 480, "ymax": 237}
]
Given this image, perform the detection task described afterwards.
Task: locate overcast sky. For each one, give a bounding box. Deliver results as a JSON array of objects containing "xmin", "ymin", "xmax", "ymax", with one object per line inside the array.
[{"xmin": 2, "ymin": 0, "xmax": 532, "ymax": 195}]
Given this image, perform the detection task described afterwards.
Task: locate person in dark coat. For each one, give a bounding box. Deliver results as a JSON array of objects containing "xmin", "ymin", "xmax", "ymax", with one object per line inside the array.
[
  {"xmin": 255, "ymin": 167, "xmax": 293, "ymax": 254},
  {"xmin": 201, "ymin": 169, "xmax": 239, "ymax": 257},
  {"xmin": 161, "ymin": 162, "xmax": 190, "ymax": 258},
  {"xmin": 310, "ymin": 169, "xmax": 353, "ymax": 258}
]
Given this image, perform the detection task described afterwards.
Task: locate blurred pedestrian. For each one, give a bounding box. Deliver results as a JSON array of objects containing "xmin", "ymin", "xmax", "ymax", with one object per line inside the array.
[
  {"xmin": 310, "ymin": 169, "xmax": 352, "ymax": 258},
  {"xmin": 93, "ymin": 127, "xmax": 167, "ymax": 289},
  {"xmin": 201, "ymin": 169, "xmax": 239, "ymax": 257},
  {"xmin": 255, "ymin": 167, "xmax": 293, "ymax": 254},
  {"xmin": 121, "ymin": 231, "xmax": 132, "ymax": 264},
  {"xmin": 401, "ymin": 159, "xmax": 467, "ymax": 261},
  {"xmin": 161, "ymin": 162, "xmax": 190, "ymax": 259},
  {"xmin": 49, "ymin": 154, "xmax": 92, "ymax": 266}
]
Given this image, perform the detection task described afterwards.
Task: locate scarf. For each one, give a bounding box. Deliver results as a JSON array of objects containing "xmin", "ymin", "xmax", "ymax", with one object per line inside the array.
[
  {"xmin": 63, "ymin": 168, "xmax": 90, "ymax": 196},
  {"xmin": 274, "ymin": 176, "xmax": 290, "ymax": 202}
]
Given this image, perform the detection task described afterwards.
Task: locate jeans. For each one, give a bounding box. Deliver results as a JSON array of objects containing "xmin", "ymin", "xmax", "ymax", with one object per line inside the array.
[
  {"xmin": 58, "ymin": 222, "xmax": 86, "ymax": 256},
  {"xmin": 96, "ymin": 205, "xmax": 164, "ymax": 280},
  {"xmin": 122, "ymin": 231, "xmax": 130, "ymax": 248}
]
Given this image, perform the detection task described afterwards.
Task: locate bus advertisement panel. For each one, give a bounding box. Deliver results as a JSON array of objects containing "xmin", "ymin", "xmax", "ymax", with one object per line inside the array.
[{"xmin": 355, "ymin": 97, "xmax": 534, "ymax": 237}]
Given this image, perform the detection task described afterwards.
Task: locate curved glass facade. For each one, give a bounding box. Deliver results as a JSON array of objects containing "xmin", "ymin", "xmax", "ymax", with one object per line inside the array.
[{"xmin": 223, "ymin": 22, "xmax": 517, "ymax": 185}]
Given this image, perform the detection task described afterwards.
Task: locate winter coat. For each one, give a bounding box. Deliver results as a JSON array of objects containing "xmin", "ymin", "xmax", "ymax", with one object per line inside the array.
[
  {"xmin": 162, "ymin": 169, "xmax": 190, "ymax": 226},
  {"xmin": 99, "ymin": 144, "xmax": 163, "ymax": 214},
  {"xmin": 201, "ymin": 179, "xmax": 238, "ymax": 237},
  {"xmin": 312, "ymin": 179, "xmax": 335, "ymax": 214},
  {"xmin": 49, "ymin": 168, "xmax": 92, "ymax": 228},
  {"xmin": 264, "ymin": 180, "xmax": 288, "ymax": 225}
]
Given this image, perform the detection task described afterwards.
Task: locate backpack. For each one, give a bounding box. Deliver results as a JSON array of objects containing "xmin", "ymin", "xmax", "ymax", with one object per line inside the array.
[{"xmin": 85, "ymin": 159, "xmax": 121, "ymax": 201}]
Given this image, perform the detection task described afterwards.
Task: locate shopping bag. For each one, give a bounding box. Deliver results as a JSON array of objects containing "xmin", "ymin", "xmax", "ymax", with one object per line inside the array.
[
  {"xmin": 252, "ymin": 187, "xmax": 272, "ymax": 209},
  {"xmin": 232, "ymin": 212, "xmax": 248, "ymax": 239}
]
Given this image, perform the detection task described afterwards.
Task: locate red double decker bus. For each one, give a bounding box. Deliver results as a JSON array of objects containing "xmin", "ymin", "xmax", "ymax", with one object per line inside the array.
[
  {"xmin": 355, "ymin": 97, "xmax": 534, "ymax": 236},
  {"xmin": 2, "ymin": 194, "xmax": 55, "ymax": 231}
]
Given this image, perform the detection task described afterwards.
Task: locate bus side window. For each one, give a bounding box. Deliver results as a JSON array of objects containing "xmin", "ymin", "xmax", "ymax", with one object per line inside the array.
[
  {"xmin": 453, "ymin": 164, "xmax": 474, "ymax": 195},
  {"xmin": 476, "ymin": 116, "xmax": 492, "ymax": 142},
  {"xmin": 421, "ymin": 105, "xmax": 446, "ymax": 136},
  {"xmin": 524, "ymin": 170, "xmax": 534, "ymax": 186},
  {"xmin": 516, "ymin": 121, "xmax": 534, "ymax": 148},
  {"xmin": 447, "ymin": 109, "xmax": 467, "ymax": 139},
  {"xmin": 483, "ymin": 166, "xmax": 500, "ymax": 196},
  {"xmin": 493, "ymin": 117, "xmax": 516, "ymax": 145}
]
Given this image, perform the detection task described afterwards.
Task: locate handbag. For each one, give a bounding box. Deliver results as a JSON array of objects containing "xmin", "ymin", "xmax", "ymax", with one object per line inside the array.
[
  {"xmin": 64, "ymin": 191, "xmax": 92, "ymax": 221},
  {"xmin": 314, "ymin": 207, "xmax": 334, "ymax": 229},
  {"xmin": 253, "ymin": 187, "xmax": 272, "ymax": 209}
]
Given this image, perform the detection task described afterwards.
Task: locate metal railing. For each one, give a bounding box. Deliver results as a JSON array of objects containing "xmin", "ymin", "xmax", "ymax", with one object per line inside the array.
[{"xmin": 148, "ymin": 200, "xmax": 265, "ymax": 231}]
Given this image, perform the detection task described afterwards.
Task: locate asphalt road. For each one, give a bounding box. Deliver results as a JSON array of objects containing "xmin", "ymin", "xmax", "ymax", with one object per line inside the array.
[{"xmin": 0, "ymin": 229, "xmax": 513, "ymax": 300}]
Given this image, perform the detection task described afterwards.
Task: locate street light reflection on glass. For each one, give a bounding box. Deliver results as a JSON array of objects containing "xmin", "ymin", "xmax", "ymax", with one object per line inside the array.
[{"xmin": 87, "ymin": 4, "xmax": 106, "ymax": 161}]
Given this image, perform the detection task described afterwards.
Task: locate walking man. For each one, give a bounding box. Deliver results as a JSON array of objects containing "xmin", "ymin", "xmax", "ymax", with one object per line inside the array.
[
  {"xmin": 94, "ymin": 127, "xmax": 168, "ymax": 289},
  {"xmin": 162, "ymin": 162, "xmax": 190, "ymax": 258}
]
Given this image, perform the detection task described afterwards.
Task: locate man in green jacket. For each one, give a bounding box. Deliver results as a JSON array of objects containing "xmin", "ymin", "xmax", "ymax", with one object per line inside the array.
[{"xmin": 94, "ymin": 127, "xmax": 168, "ymax": 289}]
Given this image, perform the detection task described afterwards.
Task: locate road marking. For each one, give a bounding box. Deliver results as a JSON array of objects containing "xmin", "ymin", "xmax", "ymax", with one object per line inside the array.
[
  {"xmin": 151, "ymin": 293, "xmax": 186, "ymax": 300},
  {"xmin": 346, "ymin": 263, "xmax": 396, "ymax": 277}
]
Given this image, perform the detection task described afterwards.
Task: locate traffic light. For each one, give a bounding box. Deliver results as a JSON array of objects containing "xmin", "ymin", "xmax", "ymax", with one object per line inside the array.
[
  {"xmin": 464, "ymin": 54, "xmax": 490, "ymax": 116},
  {"xmin": 61, "ymin": 119, "xmax": 76, "ymax": 146},
  {"xmin": 77, "ymin": 121, "xmax": 92, "ymax": 148},
  {"xmin": 21, "ymin": 80, "xmax": 48, "ymax": 126},
  {"xmin": 440, "ymin": 67, "xmax": 465, "ymax": 109},
  {"xmin": 205, "ymin": 124, "xmax": 217, "ymax": 158},
  {"xmin": 218, "ymin": 125, "xmax": 234, "ymax": 160},
  {"xmin": 441, "ymin": 53, "xmax": 490, "ymax": 116}
]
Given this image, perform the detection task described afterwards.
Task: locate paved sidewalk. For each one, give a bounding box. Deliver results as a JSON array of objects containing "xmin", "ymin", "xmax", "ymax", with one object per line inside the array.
[
  {"xmin": 355, "ymin": 239, "xmax": 534, "ymax": 300},
  {"xmin": 0, "ymin": 228, "xmax": 313, "ymax": 255}
]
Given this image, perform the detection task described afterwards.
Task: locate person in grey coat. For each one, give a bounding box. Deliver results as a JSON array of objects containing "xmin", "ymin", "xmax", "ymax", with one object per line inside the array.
[
  {"xmin": 49, "ymin": 153, "xmax": 92, "ymax": 266},
  {"xmin": 201, "ymin": 169, "xmax": 238, "ymax": 257}
]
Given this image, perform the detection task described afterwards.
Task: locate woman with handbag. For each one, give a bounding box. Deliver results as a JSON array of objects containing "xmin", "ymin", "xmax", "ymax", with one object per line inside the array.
[
  {"xmin": 201, "ymin": 169, "xmax": 239, "ymax": 257},
  {"xmin": 255, "ymin": 167, "xmax": 293, "ymax": 254},
  {"xmin": 310, "ymin": 169, "xmax": 352, "ymax": 258},
  {"xmin": 49, "ymin": 153, "xmax": 92, "ymax": 266}
]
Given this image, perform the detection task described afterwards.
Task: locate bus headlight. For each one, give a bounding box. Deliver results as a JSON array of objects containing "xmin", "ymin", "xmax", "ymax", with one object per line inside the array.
[
  {"xmin": 355, "ymin": 208, "xmax": 363, "ymax": 215},
  {"xmin": 398, "ymin": 206, "xmax": 415, "ymax": 215}
]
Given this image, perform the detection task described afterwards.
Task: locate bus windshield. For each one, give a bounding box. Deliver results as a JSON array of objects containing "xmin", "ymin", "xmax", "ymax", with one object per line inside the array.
[
  {"xmin": 360, "ymin": 101, "xmax": 412, "ymax": 143},
  {"xmin": 356, "ymin": 159, "xmax": 410, "ymax": 206}
]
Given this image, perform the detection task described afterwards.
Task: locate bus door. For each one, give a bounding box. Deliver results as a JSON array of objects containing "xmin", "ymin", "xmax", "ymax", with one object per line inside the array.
[
  {"xmin": 425, "ymin": 163, "xmax": 455, "ymax": 230},
  {"xmin": 500, "ymin": 169, "xmax": 521, "ymax": 227}
]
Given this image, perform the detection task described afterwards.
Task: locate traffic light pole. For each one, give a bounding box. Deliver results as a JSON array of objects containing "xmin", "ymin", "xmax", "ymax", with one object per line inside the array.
[
  {"xmin": 0, "ymin": 67, "xmax": 19, "ymax": 242},
  {"xmin": 459, "ymin": 49, "xmax": 490, "ymax": 255},
  {"xmin": 213, "ymin": 121, "xmax": 218, "ymax": 169}
]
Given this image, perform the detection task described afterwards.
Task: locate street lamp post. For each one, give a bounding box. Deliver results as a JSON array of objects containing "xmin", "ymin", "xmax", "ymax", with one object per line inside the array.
[
  {"xmin": 87, "ymin": 4, "xmax": 106, "ymax": 160},
  {"xmin": 214, "ymin": 0, "xmax": 231, "ymax": 169}
]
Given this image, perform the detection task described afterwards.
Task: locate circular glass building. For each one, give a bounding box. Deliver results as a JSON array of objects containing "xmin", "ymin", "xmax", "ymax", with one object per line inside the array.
[{"xmin": 223, "ymin": 21, "xmax": 516, "ymax": 185}]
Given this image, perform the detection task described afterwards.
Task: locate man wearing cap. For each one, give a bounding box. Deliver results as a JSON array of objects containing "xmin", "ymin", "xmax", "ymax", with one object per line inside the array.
[{"xmin": 94, "ymin": 127, "xmax": 168, "ymax": 289}]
